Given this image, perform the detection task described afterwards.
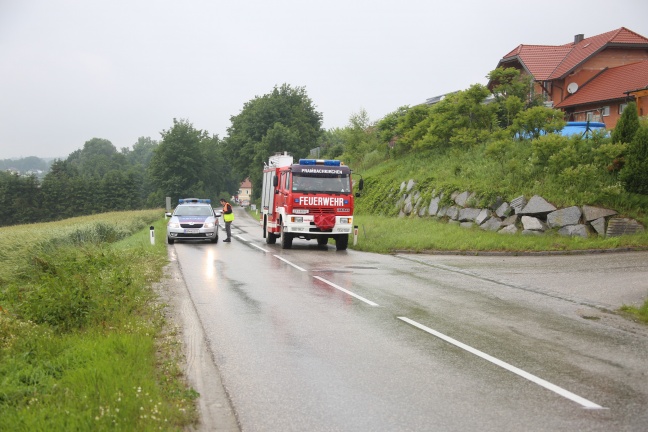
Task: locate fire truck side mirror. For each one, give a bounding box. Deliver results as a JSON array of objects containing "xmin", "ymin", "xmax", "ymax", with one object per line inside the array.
[
  {"xmin": 358, "ymin": 178, "xmax": 364, "ymax": 191},
  {"xmin": 273, "ymin": 175, "xmax": 278, "ymax": 187}
]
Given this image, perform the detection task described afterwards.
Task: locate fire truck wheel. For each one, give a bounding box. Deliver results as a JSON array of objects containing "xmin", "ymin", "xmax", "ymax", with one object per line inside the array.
[
  {"xmin": 317, "ymin": 236, "xmax": 328, "ymax": 246},
  {"xmin": 266, "ymin": 232, "xmax": 276, "ymax": 244},
  {"xmin": 280, "ymin": 225, "xmax": 293, "ymax": 249},
  {"xmin": 335, "ymin": 234, "xmax": 348, "ymax": 251},
  {"xmin": 264, "ymin": 219, "xmax": 276, "ymax": 244}
]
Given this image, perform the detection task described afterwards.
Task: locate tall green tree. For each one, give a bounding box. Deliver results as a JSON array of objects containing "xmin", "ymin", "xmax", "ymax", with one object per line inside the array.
[
  {"xmin": 224, "ymin": 83, "xmax": 323, "ymax": 196},
  {"xmin": 342, "ymin": 108, "xmax": 378, "ymax": 166},
  {"xmin": 124, "ymin": 136, "xmax": 158, "ymax": 167},
  {"xmin": 619, "ymin": 120, "xmax": 648, "ymax": 194},
  {"xmin": 68, "ymin": 138, "xmax": 126, "ymax": 178},
  {"xmin": 148, "ymin": 119, "xmax": 227, "ymax": 205},
  {"xmin": 611, "ymin": 101, "xmax": 640, "ymax": 144},
  {"xmin": 41, "ymin": 160, "xmax": 93, "ymax": 219},
  {"xmin": 488, "ymin": 67, "xmax": 542, "ymax": 128},
  {"xmin": 0, "ymin": 172, "xmax": 41, "ymax": 226}
]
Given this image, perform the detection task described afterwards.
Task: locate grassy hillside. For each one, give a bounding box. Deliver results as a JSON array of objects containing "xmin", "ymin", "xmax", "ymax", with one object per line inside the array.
[{"xmin": 354, "ymin": 146, "xmax": 648, "ymax": 225}]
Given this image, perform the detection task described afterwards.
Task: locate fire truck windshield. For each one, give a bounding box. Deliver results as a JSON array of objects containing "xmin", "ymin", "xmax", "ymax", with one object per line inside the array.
[{"xmin": 292, "ymin": 173, "xmax": 351, "ymax": 193}]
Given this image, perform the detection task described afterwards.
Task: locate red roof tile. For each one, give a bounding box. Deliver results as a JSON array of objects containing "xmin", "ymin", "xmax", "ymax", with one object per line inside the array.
[
  {"xmin": 501, "ymin": 45, "xmax": 571, "ymax": 80},
  {"xmin": 498, "ymin": 27, "xmax": 648, "ymax": 81},
  {"xmin": 555, "ymin": 60, "xmax": 648, "ymax": 108}
]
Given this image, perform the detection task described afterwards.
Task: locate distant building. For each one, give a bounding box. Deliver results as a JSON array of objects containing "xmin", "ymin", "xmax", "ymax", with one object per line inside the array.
[{"xmin": 238, "ymin": 178, "xmax": 252, "ymax": 205}]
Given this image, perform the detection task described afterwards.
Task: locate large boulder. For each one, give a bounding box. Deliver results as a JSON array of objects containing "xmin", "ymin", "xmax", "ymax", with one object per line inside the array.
[
  {"xmin": 475, "ymin": 209, "xmax": 491, "ymax": 225},
  {"xmin": 446, "ymin": 206, "xmax": 460, "ymax": 220},
  {"xmin": 489, "ymin": 196, "xmax": 504, "ymax": 211},
  {"xmin": 510, "ymin": 196, "xmax": 527, "ymax": 214},
  {"xmin": 521, "ymin": 216, "xmax": 548, "ymax": 231},
  {"xmin": 590, "ymin": 217, "xmax": 606, "ymax": 236},
  {"xmin": 606, "ymin": 218, "xmax": 645, "ymax": 237},
  {"xmin": 454, "ymin": 191, "xmax": 470, "ymax": 207},
  {"xmin": 406, "ymin": 179, "xmax": 416, "ymax": 192},
  {"xmin": 547, "ymin": 206, "xmax": 582, "ymax": 228},
  {"xmin": 498, "ymin": 225, "xmax": 518, "ymax": 235},
  {"xmin": 458, "ymin": 208, "xmax": 481, "ymax": 222},
  {"xmin": 428, "ymin": 197, "xmax": 440, "ymax": 216},
  {"xmin": 519, "ymin": 195, "xmax": 556, "ymax": 216},
  {"xmin": 501, "ymin": 214, "xmax": 518, "ymax": 227},
  {"xmin": 480, "ymin": 217, "xmax": 502, "ymax": 232},
  {"xmin": 495, "ymin": 202, "xmax": 511, "ymax": 218},
  {"xmin": 558, "ymin": 224, "xmax": 589, "ymax": 238},
  {"xmin": 403, "ymin": 195, "xmax": 413, "ymax": 215},
  {"xmin": 582, "ymin": 205, "xmax": 617, "ymax": 222}
]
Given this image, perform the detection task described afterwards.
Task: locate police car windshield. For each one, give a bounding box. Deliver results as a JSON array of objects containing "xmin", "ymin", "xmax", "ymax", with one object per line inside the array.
[
  {"xmin": 175, "ymin": 206, "xmax": 213, "ymax": 216},
  {"xmin": 292, "ymin": 174, "xmax": 350, "ymax": 193}
]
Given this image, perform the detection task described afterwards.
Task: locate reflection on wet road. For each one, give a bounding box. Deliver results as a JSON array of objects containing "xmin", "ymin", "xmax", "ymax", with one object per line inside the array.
[{"xmin": 171, "ymin": 208, "xmax": 648, "ymax": 431}]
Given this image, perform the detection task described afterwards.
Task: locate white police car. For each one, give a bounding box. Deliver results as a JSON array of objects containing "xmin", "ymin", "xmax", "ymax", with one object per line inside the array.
[{"xmin": 166, "ymin": 198, "xmax": 221, "ymax": 244}]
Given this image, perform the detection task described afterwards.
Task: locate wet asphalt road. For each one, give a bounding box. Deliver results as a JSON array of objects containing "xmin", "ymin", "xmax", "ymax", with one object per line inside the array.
[{"xmin": 170, "ymin": 207, "xmax": 648, "ymax": 432}]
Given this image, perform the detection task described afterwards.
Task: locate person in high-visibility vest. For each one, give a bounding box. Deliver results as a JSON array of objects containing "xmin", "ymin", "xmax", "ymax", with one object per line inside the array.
[{"xmin": 220, "ymin": 198, "xmax": 234, "ymax": 242}]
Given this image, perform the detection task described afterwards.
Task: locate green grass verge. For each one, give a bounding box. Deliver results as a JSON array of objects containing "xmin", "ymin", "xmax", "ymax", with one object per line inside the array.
[
  {"xmin": 0, "ymin": 210, "xmax": 198, "ymax": 431},
  {"xmin": 349, "ymin": 214, "xmax": 648, "ymax": 254}
]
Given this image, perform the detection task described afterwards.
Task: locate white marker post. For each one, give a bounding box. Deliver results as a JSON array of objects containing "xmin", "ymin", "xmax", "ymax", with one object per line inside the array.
[
  {"xmin": 353, "ymin": 225, "xmax": 358, "ymax": 245},
  {"xmin": 150, "ymin": 226, "xmax": 155, "ymax": 245}
]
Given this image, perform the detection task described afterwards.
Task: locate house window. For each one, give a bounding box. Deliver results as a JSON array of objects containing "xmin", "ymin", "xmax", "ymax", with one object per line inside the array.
[
  {"xmin": 602, "ymin": 106, "xmax": 610, "ymax": 116},
  {"xmin": 586, "ymin": 111, "xmax": 594, "ymax": 121},
  {"xmin": 619, "ymin": 103, "xmax": 627, "ymax": 114}
]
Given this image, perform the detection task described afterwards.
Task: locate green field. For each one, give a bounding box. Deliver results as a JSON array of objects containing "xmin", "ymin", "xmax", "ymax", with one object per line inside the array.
[{"xmin": 0, "ymin": 210, "xmax": 197, "ymax": 431}]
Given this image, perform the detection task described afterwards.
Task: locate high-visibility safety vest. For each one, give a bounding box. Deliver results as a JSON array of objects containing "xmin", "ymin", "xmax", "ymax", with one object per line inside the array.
[{"xmin": 223, "ymin": 203, "xmax": 234, "ymax": 222}]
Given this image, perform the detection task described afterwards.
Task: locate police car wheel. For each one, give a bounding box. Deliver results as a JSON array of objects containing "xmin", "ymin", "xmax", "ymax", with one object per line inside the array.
[{"xmin": 167, "ymin": 237, "xmax": 175, "ymax": 245}]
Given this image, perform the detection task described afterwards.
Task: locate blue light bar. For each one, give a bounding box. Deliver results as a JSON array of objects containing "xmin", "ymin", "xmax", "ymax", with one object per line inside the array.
[
  {"xmin": 179, "ymin": 198, "xmax": 211, "ymax": 204},
  {"xmin": 299, "ymin": 159, "xmax": 341, "ymax": 166}
]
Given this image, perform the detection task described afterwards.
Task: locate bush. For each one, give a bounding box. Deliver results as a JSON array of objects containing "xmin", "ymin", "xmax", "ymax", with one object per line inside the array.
[{"xmin": 619, "ymin": 121, "xmax": 648, "ymax": 194}]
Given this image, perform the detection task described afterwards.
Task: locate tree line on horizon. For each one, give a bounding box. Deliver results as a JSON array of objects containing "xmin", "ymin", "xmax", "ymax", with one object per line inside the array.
[{"xmin": 1, "ymin": 73, "xmax": 646, "ymax": 228}]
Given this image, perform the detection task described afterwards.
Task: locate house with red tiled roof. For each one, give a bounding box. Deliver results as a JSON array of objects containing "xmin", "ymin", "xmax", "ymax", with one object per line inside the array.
[{"xmin": 492, "ymin": 27, "xmax": 648, "ymax": 129}]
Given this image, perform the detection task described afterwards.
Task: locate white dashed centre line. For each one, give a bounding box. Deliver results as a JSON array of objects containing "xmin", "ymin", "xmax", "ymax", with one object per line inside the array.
[
  {"xmin": 313, "ymin": 276, "xmax": 379, "ymax": 306},
  {"xmin": 398, "ymin": 317, "xmax": 604, "ymax": 409},
  {"xmin": 273, "ymin": 255, "xmax": 307, "ymax": 272}
]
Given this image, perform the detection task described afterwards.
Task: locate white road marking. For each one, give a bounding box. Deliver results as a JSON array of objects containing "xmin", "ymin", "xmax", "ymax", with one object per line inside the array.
[
  {"xmin": 235, "ymin": 235, "xmax": 247, "ymax": 241},
  {"xmin": 313, "ymin": 276, "xmax": 379, "ymax": 306},
  {"xmin": 398, "ymin": 317, "xmax": 605, "ymax": 410},
  {"xmin": 250, "ymin": 243, "xmax": 270, "ymax": 252},
  {"xmin": 273, "ymin": 255, "xmax": 307, "ymax": 272}
]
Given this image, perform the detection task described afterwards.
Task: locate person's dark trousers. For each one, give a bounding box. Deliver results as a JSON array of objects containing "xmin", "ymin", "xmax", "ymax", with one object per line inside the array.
[{"xmin": 224, "ymin": 221, "xmax": 232, "ymax": 241}]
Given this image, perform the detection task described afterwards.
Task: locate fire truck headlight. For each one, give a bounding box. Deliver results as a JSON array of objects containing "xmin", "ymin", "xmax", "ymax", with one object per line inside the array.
[
  {"xmin": 291, "ymin": 216, "xmax": 303, "ymax": 223},
  {"xmin": 339, "ymin": 217, "xmax": 352, "ymax": 224}
]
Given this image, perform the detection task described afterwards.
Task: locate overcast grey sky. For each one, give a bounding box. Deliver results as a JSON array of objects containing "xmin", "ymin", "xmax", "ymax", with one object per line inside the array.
[{"xmin": 1, "ymin": 0, "xmax": 647, "ymax": 160}]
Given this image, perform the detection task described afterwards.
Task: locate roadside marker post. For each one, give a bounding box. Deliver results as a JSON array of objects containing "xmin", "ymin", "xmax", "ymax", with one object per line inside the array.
[{"xmin": 150, "ymin": 226, "xmax": 155, "ymax": 245}]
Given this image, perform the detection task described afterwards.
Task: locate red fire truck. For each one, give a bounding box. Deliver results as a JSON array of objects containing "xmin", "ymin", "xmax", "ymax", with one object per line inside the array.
[{"xmin": 261, "ymin": 152, "xmax": 362, "ymax": 250}]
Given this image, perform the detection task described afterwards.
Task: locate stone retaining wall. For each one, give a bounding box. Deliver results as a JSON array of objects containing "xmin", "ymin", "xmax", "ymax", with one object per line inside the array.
[{"xmin": 396, "ymin": 180, "xmax": 645, "ymax": 238}]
